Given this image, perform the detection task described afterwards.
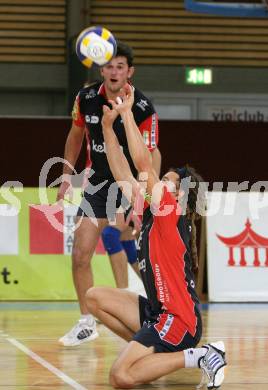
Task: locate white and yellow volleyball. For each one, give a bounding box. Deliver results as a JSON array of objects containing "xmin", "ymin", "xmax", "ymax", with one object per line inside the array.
[{"xmin": 76, "ymin": 26, "xmax": 117, "ymax": 68}]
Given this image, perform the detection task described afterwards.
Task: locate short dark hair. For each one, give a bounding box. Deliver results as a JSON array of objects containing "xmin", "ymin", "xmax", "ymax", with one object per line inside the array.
[{"xmin": 115, "ymin": 41, "xmax": 134, "ymax": 67}]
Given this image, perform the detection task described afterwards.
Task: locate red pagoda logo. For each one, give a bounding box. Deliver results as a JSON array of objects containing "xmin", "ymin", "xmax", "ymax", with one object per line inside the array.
[{"xmin": 217, "ymin": 219, "xmax": 268, "ymax": 267}]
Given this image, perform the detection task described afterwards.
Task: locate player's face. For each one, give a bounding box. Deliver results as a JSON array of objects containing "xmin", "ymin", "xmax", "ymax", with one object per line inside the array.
[
  {"xmin": 100, "ymin": 56, "xmax": 134, "ymax": 95},
  {"xmin": 162, "ymin": 171, "xmax": 182, "ymax": 199}
]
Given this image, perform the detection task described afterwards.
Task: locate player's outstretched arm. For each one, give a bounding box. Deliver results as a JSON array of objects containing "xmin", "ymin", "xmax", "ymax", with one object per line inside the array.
[
  {"xmin": 101, "ymin": 105, "xmax": 139, "ymax": 204},
  {"xmin": 110, "ymin": 86, "xmax": 152, "ymax": 174},
  {"xmin": 110, "ymin": 86, "xmax": 162, "ymax": 203},
  {"xmin": 152, "ymin": 147, "xmax": 162, "ymax": 177}
]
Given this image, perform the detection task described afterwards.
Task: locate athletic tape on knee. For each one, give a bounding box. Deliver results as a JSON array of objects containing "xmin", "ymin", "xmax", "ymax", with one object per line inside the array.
[
  {"xmin": 121, "ymin": 240, "xmax": 137, "ymax": 264},
  {"xmin": 102, "ymin": 226, "xmax": 123, "ymax": 255}
]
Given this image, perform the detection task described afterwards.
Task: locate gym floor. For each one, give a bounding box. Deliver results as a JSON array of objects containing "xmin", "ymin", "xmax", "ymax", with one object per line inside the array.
[{"xmin": 0, "ymin": 301, "xmax": 267, "ymax": 389}]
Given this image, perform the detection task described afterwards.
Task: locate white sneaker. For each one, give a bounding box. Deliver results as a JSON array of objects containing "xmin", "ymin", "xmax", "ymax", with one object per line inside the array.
[
  {"xmin": 197, "ymin": 341, "xmax": 227, "ymax": 389},
  {"xmin": 59, "ymin": 318, "xmax": 99, "ymax": 347}
]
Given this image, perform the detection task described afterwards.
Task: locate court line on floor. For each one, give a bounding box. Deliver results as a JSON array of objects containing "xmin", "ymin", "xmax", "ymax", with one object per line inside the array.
[{"xmin": 3, "ymin": 334, "xmax": 88, "ymax": 390}]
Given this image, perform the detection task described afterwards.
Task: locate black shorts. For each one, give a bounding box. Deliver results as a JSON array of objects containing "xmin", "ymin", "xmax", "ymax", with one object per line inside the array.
[
  {"xmin": 133, "ymin": 295, "xmax": 202, "ymax": 353},
  {"xmin": 77, "ymin": 180, "xmax": 130, "ymax": 219}
]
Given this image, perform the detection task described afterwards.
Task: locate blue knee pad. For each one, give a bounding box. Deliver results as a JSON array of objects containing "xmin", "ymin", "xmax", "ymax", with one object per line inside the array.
[
  {"xmin": 121, "ymin": 240, "xmax": 137, "ymax": 265},
  {"xmin": 102, "ymin": 226, "xmax": 123, "ymax": 255}
]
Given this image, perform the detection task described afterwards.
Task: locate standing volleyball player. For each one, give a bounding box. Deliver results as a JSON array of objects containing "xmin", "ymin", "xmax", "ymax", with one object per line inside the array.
[
  {"xmin": 57, "ymin": 42, "xmax": 160, "ymax": 346},
  {"xmin": 86, "ymin": 85, "xmax": 227, "ymax": 389}
]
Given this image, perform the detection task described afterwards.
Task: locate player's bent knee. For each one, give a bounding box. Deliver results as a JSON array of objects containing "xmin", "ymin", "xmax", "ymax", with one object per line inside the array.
[
  {"xmin": 85, "ymin": 286, "xmax": 96, "ymax": 301},
  {"xmin": 85, "ymin": 286, "xmax": 102, "ymax": 303},
  {"xmin": 85, "ymin": 287, "xmax": 99, "ymax": 314},
  {"xmin": 86, "ymin": 287, "xmax": 107, "ymax": 313},
  {"xmin": 109, "ymin": 367, "xmax": 135, "ymax": 389}
]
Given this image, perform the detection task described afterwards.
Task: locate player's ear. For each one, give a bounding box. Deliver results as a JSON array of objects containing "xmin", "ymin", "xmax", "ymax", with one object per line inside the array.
[
  {"xmin": 100, "ymin": 67, "xmax": 104, "ymax": 77},
  {"xmin": 127, "ymin": 66, "xmax": 134, "ymax": 79}
]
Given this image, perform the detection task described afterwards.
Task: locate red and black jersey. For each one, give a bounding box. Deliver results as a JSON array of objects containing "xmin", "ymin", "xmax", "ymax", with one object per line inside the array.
[
  {"xmin": 72, "ymin": 81, "xmax": 158, "ymax": 184},
  {"xmin": 137, "ymin": 188, "xmax": 200, "ymax": 338}
]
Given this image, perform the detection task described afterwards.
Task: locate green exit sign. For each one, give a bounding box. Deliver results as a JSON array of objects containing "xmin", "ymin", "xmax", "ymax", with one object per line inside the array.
[{"xmin": 186, "ymin": 68, "xmax": 212, "ymax": 85}]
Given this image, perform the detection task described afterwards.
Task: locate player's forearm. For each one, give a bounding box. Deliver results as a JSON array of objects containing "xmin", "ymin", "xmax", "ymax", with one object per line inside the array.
[
  {"xmin": 103, "ymin": 126, "xmax": 133, "ymax": 183},
  {"xmin": 62, "ymin": 131, "xmax": 84, "ymax": 175},
  {"xmin": 152, "ymin": 147, "xmax": 161, "ymax": 176},
  {"xmin": 121, "ymin": 110, "xmax": 152, "ymax": 172}
]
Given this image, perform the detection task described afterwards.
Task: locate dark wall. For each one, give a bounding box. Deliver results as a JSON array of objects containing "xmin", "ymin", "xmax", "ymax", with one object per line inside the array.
[
  {"xmin": 159, "ymin": 120, "xmax": 266, "ymax": 188},
  {"xmin": 0, "ymin": 118, "xmax": 73, "ymax": 187},
  {"xmin": 0, "ymin": 118, "xmax": 266, "ymax": 187}
]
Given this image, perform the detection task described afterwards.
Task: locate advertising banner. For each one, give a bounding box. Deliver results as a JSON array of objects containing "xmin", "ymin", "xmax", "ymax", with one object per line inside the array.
[
  {"xmin": 0, "ymin": 188, "xmax": 115, "ymax": 300},
  {"xmin": 205, "ymin": 105, "xmax": 268, "ymax": 122},
  {"xmin": 207, "ymin": 192, "xmax": 268, "ymax": 302}
]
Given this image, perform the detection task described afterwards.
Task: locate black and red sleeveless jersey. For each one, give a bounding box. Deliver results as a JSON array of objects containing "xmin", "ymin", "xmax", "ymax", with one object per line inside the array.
[
  {"xmin": 72, "ymin": 81, "xmax": 158, "ymax": 184},
  {"xmin": 137, "ymin": 188, "xmax": 200, "ymax": 337}
]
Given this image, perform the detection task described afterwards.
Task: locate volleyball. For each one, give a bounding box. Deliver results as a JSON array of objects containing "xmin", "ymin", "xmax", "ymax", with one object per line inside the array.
[{"xmin": 75, "ymin": 26, "xmax": 117, "ymax": 68}]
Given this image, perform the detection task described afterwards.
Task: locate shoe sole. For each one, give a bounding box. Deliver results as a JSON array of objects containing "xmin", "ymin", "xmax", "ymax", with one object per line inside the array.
[
  {"xmin": 59, "ymin": 331, "xmax": 99, "ymax": 347},
  {"xmin": 207, "ymin": 365, "xmax": 225, "ymax": 389}
]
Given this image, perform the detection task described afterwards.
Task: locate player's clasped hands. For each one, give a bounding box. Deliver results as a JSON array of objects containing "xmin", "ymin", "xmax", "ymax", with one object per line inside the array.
[
  {"xmin": 110, "ymin": 83, "xmax": 134, "ymax": 114},
  {"xmin": 102, "ymin": 83, "xmax": 134, "ymax": 128}
]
